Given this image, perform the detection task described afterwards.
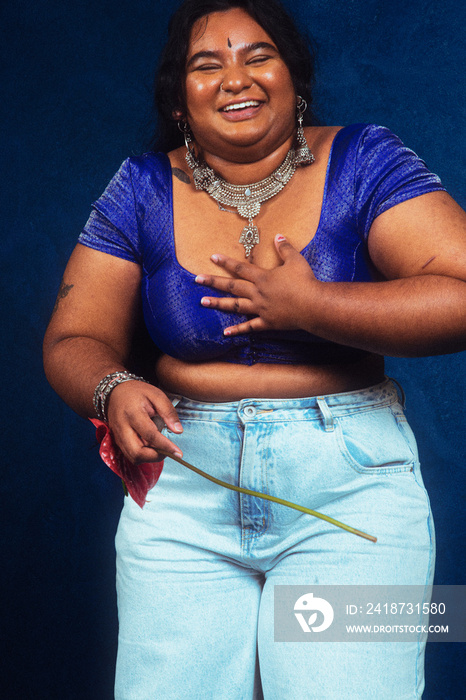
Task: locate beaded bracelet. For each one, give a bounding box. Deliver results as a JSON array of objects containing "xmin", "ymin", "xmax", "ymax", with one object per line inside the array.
[{"xmin": 93, "ymin": 371, "xmax": 149, "ymax": 422}]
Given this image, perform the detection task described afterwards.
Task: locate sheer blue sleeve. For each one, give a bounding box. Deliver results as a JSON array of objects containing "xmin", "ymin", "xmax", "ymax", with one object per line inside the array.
[
  {"xmin": 355, "ymin": 125, "xmax": 445, "ymax": 240},
  {"xmin": 78, "ymin": 158, "xmax": 141, "ymax": 263}
]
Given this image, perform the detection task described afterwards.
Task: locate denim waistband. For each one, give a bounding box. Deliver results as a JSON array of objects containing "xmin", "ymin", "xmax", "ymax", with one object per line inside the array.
[{"xmin": 167, "ymin": 378, "xmax": 402, "ymax": 423}]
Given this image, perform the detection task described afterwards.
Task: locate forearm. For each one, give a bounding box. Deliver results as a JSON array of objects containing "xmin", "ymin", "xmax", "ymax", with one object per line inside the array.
[
  {"xmin": 300, "ymin": 274, "xmax": 466, "ymax": 357},
  {"xmin": 43, "ymin": 335, "xmax": 128, "ymax": 418},
  {"xmin": 43, "ymin": 333, "xmax": 184, "ymax": 461}
]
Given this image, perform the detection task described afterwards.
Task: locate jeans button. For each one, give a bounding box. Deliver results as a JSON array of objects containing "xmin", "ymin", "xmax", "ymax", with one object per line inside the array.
[{"xmin": 244, "ymin": 405, "xmax": 256, "ymax": 418}]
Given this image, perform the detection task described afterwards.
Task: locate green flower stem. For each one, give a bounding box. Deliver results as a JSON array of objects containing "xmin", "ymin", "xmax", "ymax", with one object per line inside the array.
[{"xmin": 158, "ymin": 450, "xmax": 377, "ymax": 543}]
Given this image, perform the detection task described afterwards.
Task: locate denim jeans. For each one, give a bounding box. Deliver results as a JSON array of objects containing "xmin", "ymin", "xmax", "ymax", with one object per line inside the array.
[{"xmin": 114, "ymin": 379, "xmax": 435, "ymax": 699}]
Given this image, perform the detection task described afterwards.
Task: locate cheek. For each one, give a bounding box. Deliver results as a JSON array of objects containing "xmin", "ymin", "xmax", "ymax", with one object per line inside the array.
[
  {"xmin": 261, "ymin": 67, "xmax": 296, "ymax": 105},
  {"xmin": 269, "ymin": 81, "xmax": 296, "ymax": 123},
  {"xmin": 185, "ymin": 79, "xmax": 217, "ymax": 114},
  {"xmin": 275, "ymin": 71, "xmax": 296, "ymax": 98}
]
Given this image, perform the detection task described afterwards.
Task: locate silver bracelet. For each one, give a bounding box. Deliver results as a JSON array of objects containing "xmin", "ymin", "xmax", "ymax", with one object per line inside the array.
[{"xmin": 93, "ymin": 371, "xmax": 150, "ymax": 422}]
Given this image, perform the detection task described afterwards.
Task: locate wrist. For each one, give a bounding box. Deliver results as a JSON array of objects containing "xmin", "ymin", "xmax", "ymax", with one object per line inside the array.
[{"xmin": 93, "ymin": 371, "xmax": 149, "ymax": 422}]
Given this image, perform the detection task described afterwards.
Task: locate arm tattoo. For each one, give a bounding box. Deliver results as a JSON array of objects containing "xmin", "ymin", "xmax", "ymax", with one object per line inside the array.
[
  {"xmin": 172, "ymin": 167, "xmax": 191, "ymax": 184},
  {"xmin": 52, "ymin": 278, "xmax": 74, "ymax": 315}
]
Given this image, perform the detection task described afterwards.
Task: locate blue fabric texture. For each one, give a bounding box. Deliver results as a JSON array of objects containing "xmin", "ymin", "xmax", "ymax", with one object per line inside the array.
[{"xmin": 79, "ymin": 124, "xmax": 445, "ymax": 365}]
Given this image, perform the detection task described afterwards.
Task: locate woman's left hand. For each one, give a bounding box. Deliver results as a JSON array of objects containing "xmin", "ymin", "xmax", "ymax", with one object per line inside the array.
[
  {"xmin": 192, "ymin": 192, "xmax": 466, "ymax": 357},
  {"xmin": 195, "ymin": 234, "xmax": 318, "ymax": 335}
]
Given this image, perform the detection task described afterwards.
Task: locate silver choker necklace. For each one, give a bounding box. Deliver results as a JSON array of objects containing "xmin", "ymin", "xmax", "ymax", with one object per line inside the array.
[{"xmin": 184, "ymin": 136, "xmax": 314, "ymax": 258}]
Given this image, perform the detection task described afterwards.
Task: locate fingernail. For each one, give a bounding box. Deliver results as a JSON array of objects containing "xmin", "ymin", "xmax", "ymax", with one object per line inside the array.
[
  {"xmin": 195, "ymin": 275, "xmax": 205, "ymax": 284},
  {"xmin": 174, "ymin": 422, "xmax": 183, "ymax": 432},
  {"xmin": 201, "ymin": 297, "xmax": 211, "ymax": 306},
  {"xmin": 173, "ymin": 450, "xmax": 183, "ymax": 458},
  {"xmin": 224, "ymin": 329, "xmax": 232, "ymax": 336},
  {"xmin": 276, "ymin": 234, "xmax": 286, "ymax": 242},
  {"xmin": 211, "ymin": 254, "xmax": 220, "ymax": 263}
]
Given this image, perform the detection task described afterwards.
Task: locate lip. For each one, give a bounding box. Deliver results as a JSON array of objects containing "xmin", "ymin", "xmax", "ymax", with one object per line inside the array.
[{"xmin": 218, "ymin": 99, "xmax": 264, "ymax": 121}]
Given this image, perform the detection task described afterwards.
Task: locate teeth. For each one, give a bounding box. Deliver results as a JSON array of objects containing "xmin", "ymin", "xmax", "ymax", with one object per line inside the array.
[{"xmin": 223, "ymin": 101, "xmax": 260, "ymax": 112}]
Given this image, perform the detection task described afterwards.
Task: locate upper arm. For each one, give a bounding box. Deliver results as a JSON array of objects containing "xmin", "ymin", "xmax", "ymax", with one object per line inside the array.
[
  {"xmin": 352, "ymin": 125, "xmax": 466, "ymax": 282},
  {"xmin": 44, "ymin": 155, "xmax": 146, "ymax": 360},
  {"xmin": 367, "ymin": 190, "xmax": 466, "ymax": 281},
  {"xmin": 44, "ymin": 243, "xmax": 142, "ymax": 361}
]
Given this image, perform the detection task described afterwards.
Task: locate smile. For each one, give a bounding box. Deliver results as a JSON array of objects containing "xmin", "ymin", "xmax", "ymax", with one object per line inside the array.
[{"xmin": 221, "ymin": 100, "xmax": 262, "ymax": 112}]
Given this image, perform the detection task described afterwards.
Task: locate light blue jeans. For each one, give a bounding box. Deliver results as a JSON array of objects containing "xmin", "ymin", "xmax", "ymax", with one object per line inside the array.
[{"xmin": 115, "ymin": 379, "xmax": 435, "ymax": 699}]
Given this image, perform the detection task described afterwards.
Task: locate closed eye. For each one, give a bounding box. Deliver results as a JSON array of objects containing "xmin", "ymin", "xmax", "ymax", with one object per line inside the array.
[
  {"xmin": 247, "ymin": 55, "xmax": 273, "ymax": 65},
  {"xmin": 194, "ymin": 64, "xmax": 222, "ymax": 71}
]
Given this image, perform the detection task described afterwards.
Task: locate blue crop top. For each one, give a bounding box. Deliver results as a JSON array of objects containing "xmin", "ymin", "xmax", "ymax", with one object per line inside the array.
[{"xmin": 79, "ymin": 124, "xmax": 445, "ymax": 365}]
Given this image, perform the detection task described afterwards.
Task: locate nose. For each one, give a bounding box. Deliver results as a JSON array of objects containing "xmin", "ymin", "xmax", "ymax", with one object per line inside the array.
[{"xmin": 220, "ymin": 64, "xmax": 253, "ymax": 94}]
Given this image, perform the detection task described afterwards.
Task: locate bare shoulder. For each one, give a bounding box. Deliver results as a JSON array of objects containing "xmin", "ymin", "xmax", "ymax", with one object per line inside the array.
[
  {"xmin": 301, "ymin": 126, "xmax": 344, "ymax": 175},
  {"xmin": 167, "ymin": 145, "xmax": 188, "ymax": 166},
  {"xmin": 304, "ymin": 126, "xmax": 344, "ymax": 153}
]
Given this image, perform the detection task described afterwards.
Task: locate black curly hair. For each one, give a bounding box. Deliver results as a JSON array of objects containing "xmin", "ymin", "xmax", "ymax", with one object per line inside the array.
[{"xmin": 150, "ymin": 0, "xmax": 318, "ymax": 152}]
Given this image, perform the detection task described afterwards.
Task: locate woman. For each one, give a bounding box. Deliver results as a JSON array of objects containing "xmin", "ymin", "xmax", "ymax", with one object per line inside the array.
[{"xmin": 43, "ymin": 0, "xmax": 466, "ymax": 698}]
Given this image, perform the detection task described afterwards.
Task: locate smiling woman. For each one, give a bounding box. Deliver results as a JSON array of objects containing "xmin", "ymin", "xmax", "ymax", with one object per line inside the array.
[
  {"xmin": 183, "ymin": 9, "xmax": 297, "ymax": 161},
  {"xmin": 42, "ymin": 0, "xmax": 466, "ymax": 698}
]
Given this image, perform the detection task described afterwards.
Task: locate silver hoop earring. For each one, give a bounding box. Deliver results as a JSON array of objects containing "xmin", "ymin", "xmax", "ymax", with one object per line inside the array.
[
  {"xmin": 293, "ymin": 96, "xmax": 315, "ymax": 166},
  {"xmin": 179, "ymin": 121, "xmax": 206, "ymax": 184},
  {"xmin": 178, "ymin": 120, "xmax": 195, "ymax": 153}
]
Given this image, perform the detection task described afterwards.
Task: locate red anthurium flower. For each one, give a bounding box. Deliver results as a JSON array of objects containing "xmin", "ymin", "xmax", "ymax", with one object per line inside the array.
[{"xmin": 90, "ymin": 419, "xmax": 164, "ymax": 508}]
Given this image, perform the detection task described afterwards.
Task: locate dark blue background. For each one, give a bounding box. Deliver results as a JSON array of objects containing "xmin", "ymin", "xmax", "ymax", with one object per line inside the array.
[{"xmin": 2, "ymin": 1, "xmax": 465, "ymax": 697}]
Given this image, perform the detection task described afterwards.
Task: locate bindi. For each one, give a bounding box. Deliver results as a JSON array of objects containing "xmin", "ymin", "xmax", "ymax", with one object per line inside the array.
[{"xmin": 227, "ymin": 37, "xmax": 232, "ymax": 48}]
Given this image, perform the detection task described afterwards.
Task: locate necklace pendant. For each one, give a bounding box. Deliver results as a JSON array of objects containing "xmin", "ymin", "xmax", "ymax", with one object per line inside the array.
[{"xmin": 239, "ymin": 223, "xmax": 259, "ymax": 258}]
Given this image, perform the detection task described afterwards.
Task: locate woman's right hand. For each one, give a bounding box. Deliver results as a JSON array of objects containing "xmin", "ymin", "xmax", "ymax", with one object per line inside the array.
[
  {"xmin": 43, "ymin": 245, "xmax": 183, "ymax": 462},
  {"xmin": 106, "ymin": 380, "xmax": 183, "ymax": 463},
  {"xmin": 44, "ymin": 245, "xmax": 183, "ymax": 462}
]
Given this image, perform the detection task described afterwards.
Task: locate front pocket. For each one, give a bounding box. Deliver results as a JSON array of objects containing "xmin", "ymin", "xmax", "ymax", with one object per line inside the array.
[{"xmin": 335, "ymin": 406, "xmax": 416, "ymax": 474}]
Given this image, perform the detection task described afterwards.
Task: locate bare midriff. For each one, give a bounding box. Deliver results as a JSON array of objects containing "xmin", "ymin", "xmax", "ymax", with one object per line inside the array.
[
  {"xmin": 155, "ymin": 353, "xmax": 385, "ymax": 402},
  {"xmin": 157, "ymin": 127, "xmax": 385, "ymax": 403}
]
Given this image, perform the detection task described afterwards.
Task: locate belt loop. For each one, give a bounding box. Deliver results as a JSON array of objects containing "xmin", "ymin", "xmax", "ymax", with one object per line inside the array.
[
  {"xmin": 316, "ymin": 396, "xmax": 335, "ymax": 432},
  {"xmin": 388, "ymin": 376, "xmax": 406, "ymax": 409}
]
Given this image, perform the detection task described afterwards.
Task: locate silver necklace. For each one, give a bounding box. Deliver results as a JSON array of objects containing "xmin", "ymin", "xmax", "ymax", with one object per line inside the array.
[{"xmin": 184, "ymin": 135, "xmax": 312, "ymax": 258}]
